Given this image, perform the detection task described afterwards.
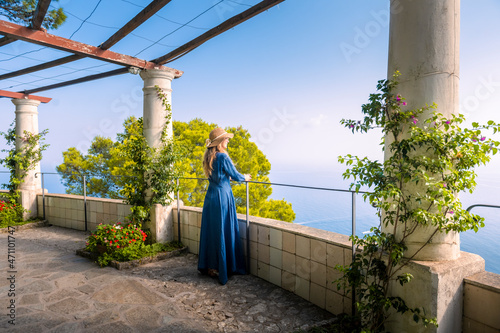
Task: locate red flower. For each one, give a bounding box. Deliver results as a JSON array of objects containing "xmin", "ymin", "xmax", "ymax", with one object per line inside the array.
[{"xmin": 116, "ymin": 245, "xmax": 120, "ymax": 248}]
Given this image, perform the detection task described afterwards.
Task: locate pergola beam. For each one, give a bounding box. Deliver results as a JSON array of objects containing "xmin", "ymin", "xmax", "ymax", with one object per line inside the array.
[
  {"xmin": 0, "ymin": 0, "xmax": 173, "ymax": 82},
  {"xmin": 0, "ymin": 0, "xmax": 52, "ymax": 48},
  {"xmin": 19, "ymin": 0, "xmax": 284, "ymax": 94},
  {"xmin": 0, "ymin": 89, "xmax": 51, "ymax": 103},
  {"xmin": 0, "ymin": 54, "xmax": 82, "ymax": 81},
  {"xmin": 31, "ymin": 0, "xmax": 52, "ymax": 29},
  {"xmin": 0, "ymin": 36, "xmax": 14, "ymax": 47},
  {"xmin": 21, "ymin": 68, "xmax": 129, "ymax": 94},
  {"xmin": 100, "ymin": 0, "xmax": 173, "ymax": 50},
  {"xmin": 153, "ymin": 0, "xmax": 285, "ymax": 64},
  {"xmin": 0, "ymin": 20, "xmax": 163, "ymax": 70}
]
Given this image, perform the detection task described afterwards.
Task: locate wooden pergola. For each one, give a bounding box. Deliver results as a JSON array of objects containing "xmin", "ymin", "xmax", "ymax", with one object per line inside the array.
[{"xmin": 0, "ymin": 0, "xmax": 284, "ymax": 99}]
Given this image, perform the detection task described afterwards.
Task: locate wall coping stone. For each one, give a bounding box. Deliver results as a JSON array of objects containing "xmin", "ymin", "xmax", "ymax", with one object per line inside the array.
[
  {"xmin": 41, "ymin": 192, "xmax": 125, "ymax": 204},
  {"xmin": 174, "ymin": 205, "xmax": 351, "ymax": 249},
  {"xmin": 464, "ymin": 271, "xmax": 500, "ymax": 293}
]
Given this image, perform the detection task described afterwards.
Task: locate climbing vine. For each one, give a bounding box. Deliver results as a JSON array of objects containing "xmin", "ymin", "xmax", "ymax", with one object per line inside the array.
[
  {"xmin": 335, "ymin": 71, "xmax": 500, "ymax": 332},
  {"xmin": 0, "ymin": 122, "xmax": 49, "ymax": 226},
  {"xmin": 118, "ymin": 86, "xmax": 181, "ymax": 226}
]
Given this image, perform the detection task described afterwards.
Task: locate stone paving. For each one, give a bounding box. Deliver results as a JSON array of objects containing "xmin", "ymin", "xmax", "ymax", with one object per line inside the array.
[{"xmin": 0, "ymin": 226, "xmax": 336, "ymax": 332}]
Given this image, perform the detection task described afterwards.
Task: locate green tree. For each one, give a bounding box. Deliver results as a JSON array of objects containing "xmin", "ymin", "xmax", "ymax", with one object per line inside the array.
[
  {"xmin": 0, "ymin": 0, "xmax": 66, "ymax": 29},
  {"xmin": 56, "ymin": 138, "xmax": 123, "ymax": 198},
  {"xmin": 57, "ymin": 117, "xmax": 295, "ymax": 223}
]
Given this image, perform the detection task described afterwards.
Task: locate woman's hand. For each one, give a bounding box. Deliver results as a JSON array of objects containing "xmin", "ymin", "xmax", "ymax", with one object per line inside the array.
[{"xmin": 244, "ymin": 174, "xmax": 251, "ymax": 181}]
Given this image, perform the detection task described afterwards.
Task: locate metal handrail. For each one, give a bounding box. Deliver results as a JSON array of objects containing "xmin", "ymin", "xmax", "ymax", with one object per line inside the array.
[{"xmin": 466, "ymin": 204, "xmax": 500, "ymax": 212}]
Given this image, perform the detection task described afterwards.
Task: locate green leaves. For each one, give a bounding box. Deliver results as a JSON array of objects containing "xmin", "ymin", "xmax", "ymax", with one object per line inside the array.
[{"xmin": 0, "ymin": 123, "xmax": 49, "ymax": 224}]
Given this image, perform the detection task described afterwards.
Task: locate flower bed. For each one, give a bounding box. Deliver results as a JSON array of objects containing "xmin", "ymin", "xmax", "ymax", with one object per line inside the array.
[
  {"xmin": 0, "ymin": 198, "xmax": 26, "ymax": 228},
  {"xmin": 80, "ymin": 221, "xmax": 185, "ymax": 267}
]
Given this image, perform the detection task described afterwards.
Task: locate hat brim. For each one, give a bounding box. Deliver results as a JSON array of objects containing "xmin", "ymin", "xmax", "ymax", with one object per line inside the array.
[{"xmin": 207, "ymin": 132, "xmax": 234, "ymax": 147}]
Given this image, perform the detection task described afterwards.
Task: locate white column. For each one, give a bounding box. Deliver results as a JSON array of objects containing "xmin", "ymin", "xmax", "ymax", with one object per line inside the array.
[
  {"xmin": 140, "ymin": 68, "xmax": 175, "ymax": 148},
  {"xmin": 140, "ymin": 68, "xmax": 178, "ymax": 242},
  {"xmin": 384, "ymin": 2, "xmax": 484, "ymax": 333},
  {"xmin": 12, "ymin": 98, "xmax": 42, "ymax": 219},
  {"xmin": 385, "ymin": 0, "xmax": 460, "ymax": 261}
]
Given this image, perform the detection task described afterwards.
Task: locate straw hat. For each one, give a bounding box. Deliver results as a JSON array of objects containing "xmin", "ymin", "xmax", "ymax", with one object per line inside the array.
[{"xmin": 205, "ymin": 128, "xmax": 234, "ymax": 148}]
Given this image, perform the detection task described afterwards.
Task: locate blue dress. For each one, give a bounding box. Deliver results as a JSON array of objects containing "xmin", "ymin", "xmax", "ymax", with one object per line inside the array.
[{"xmin": 198, "ymin": 152, "xmax": 247, "ymax": 284}]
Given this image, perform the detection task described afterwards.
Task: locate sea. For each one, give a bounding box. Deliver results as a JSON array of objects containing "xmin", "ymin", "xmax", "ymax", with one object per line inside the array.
[
  {"xmin": 268, "ymin": 169, "xmax": 500, "ymax": 275},
  {"xmin": 2, "ymin": 170, "xmax": 499, "ymax": 274}
]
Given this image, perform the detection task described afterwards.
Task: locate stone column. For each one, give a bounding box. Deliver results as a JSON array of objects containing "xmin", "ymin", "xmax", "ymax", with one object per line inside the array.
[
  {"xmin": 140, "ymin": 68, "xmax": 178, "ymax": 243},
  {"xmin": 140, "ymin": 68, "xmax": 175, "ymax": 149},
  {"xmin": 12, "ymin": 99, "xmax": 42, "ymax": 219},
  {"xmin": 384, "ymin": 2, "xmax": 484, "ymax": 332},
  {"xmin": 385, "ymin": 0, "xmax": 460, "ymax": 261}
]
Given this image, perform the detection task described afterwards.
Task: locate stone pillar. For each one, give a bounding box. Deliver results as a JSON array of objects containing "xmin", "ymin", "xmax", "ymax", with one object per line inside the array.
[
  {"xmin": 384, "ymin": 2, "xmax": 485, "ymax": 332},
  {"xmin": 385, "ymin": 0, "xmax": 460, "ymax": 261},
  {"xmin": 12, "ymin": 99, "xmax": 42, "ymax": 219},
  {"xmin": 140, "ymin": 68, "xmax": 175, "ymax": 149},
  {"xmin": 140, "ymin": 68, "xmax": 178, "ymax": 242}
]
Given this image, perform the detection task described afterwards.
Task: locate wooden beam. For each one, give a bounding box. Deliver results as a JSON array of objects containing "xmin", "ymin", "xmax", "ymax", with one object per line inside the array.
[
  {"xmin": 31, "ymin": 0, "xmax": 52, "ymax": 29},
  {"xmin": 21, "ymin": 64, "xmax": 183, "ymax": 94},
  {"xmin": 13, "ymin": 0, "xmax": 280, "ymax": 94},
  {"xmin": 0, "ymin": 89, "xmax": 52, "ymax": 103},
  {"xmin": 100, "ymin": 0, "xmax": 173, "ymax": 50},
  {"xmin": 0, "ymin": 0, "xmax": 173, "ymax": 81},
  {"xmin": 0, "ymin": 54, "xmax": 83, "ymax": 81},
  {"xmin": 152, "ymin": 0, "xmax": 285, "ymax": 64},
  {"xmin": 0, "ymin": 36, "xmax": 14, "ymax": 47},
  {"xmin": 0, "ymin": 20, "xmax": 163, "ymax": 70},
  {"xmin": 20, "ymin": 68, "xmax": 129, "ymax": 94}
]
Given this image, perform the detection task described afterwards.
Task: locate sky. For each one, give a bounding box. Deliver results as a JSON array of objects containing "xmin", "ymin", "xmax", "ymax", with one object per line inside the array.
[{"xmin": 1, "ymin": 0, "xmax": 500, "ymax": 190}]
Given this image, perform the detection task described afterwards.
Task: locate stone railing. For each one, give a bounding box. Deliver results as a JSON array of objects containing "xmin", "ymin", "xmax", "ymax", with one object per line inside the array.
[{"xmin": 29, "ymin": 192, "xmax": 500, "ymax": 331}]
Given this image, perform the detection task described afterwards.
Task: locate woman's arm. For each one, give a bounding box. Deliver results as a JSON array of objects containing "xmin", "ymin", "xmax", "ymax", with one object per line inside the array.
[{"xmin": 220, "ymin": 153, "xmax": 247, "ymax": 182}]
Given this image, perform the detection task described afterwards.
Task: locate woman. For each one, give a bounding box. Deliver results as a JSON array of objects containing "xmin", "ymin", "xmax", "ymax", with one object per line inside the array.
[{"xmin": 198, "ymin": 127, "xmax": 251, "ymax": 285}]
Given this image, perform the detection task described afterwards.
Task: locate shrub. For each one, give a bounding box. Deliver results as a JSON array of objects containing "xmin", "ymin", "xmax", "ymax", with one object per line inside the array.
[{"xmin": 85, "ymin": 222, "xmax": 182, "ymax": 267}]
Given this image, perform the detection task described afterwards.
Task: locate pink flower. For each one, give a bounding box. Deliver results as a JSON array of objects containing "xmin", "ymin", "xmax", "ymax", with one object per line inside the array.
[
  {"xmin": 402, "ymin": 102, "xmax": 407, "ymax": 106},
  {"xmin": 481, "ymin": 136, "xmax": 486, "ymax": 141},
  {"xmin": 448, "ymin": 210, "xmax": 454, "ymax": 215},
  {"xmin": 446, "ymin": 120, "xmax": 451, "ymax": 125}
]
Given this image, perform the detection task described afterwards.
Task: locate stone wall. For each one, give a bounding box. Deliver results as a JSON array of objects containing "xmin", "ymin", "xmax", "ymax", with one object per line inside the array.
[
  {"xmin": 173, "ymin": 206, "xmax": 353, "ymax": 315},
  {"xmin": 463, "ymin": 272, "xmax": 500, "ymax": 332},
  {"xmin": 36, "ymin": 193, "xmax": 132, "ymax": 231}
]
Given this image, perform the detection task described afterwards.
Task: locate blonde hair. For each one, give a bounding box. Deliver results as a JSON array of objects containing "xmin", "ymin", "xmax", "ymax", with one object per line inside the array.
[{"xmin": 203, "ymin": 142, "xmax": 227, "ymax": 177}]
